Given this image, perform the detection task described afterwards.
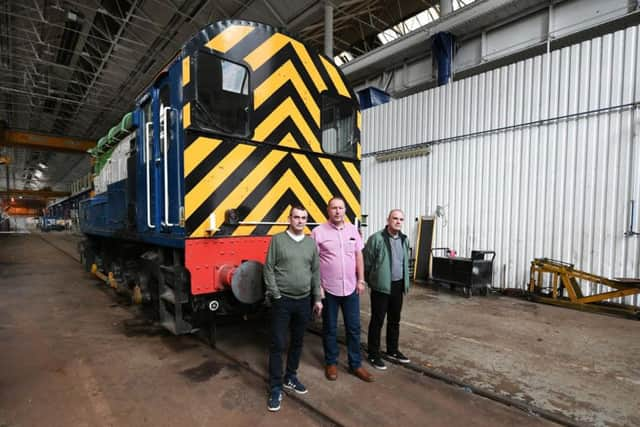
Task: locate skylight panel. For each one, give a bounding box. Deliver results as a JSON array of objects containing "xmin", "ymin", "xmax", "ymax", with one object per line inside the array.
[{"xmin": 375, "ymin": 0, "xmax": 476, "ymax": 46}]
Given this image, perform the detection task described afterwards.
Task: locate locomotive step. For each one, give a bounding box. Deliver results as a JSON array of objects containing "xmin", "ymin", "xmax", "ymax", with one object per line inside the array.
[{"xmin": 160, "ymin": 289, "xmax": 175, "ymax": 304}]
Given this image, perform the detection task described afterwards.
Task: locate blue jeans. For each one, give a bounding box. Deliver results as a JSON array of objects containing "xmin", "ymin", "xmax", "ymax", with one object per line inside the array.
[
  {"xmin": 268, "ymin": 295, "xmax": 311, "ymax": 391},
  {"xmin": 322, "ymin": 290, "xmax": 362, "ymax": 369}
]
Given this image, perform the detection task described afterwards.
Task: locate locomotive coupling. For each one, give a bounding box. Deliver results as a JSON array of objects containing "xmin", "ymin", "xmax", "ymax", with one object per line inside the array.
[{"xmin": 216, "ymin": 261, "xmax": 264, "ymax": 305}]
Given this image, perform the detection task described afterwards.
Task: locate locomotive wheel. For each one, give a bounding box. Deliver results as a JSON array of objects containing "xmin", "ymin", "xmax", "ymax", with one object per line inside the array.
[{"xmin": 80, "ymin": 243, "xmax": 95, "ymax": 272}]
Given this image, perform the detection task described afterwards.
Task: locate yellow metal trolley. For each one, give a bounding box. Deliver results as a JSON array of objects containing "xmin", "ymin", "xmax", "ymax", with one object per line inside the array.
[{"xmin": 528, "ymin": 258, "xmax": 640, "ymax": 318}]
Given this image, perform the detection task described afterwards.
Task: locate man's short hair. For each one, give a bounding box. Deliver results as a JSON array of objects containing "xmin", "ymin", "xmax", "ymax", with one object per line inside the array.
[
  {"xmin": 289, "ymin": 205, "xmax": 307, "ymax": 216},
  {"xmin": 387, "ymin": 209, "xmax": 404, "ymax": 219},
  {"xmin": 327, "ymin": 196, "xmax": 345, "ymax": 208}
]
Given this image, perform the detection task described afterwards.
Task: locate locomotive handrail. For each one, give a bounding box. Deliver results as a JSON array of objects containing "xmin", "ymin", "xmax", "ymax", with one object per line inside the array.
[
  {"xmin": 174, "ymin": 107, "xmax": 182, "ymax": 223},
  {"xmin": 162, "ymin": 106, "xmax": 175, "ymax": 227},
  {"xmin": 145, "ymin": 121, "xmax": 155, "ymax": 229}
]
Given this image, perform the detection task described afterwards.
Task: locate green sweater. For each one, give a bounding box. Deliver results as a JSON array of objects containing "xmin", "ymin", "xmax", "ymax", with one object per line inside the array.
[{"xmin": 264, "ymin": 232, "xmax": 321, "ymax": 302}]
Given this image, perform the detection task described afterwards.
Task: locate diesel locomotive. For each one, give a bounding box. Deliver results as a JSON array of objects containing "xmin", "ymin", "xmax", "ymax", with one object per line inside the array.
[{"xmin": 79, "ymin": 20, "xmax": 362, "ymax": 335}]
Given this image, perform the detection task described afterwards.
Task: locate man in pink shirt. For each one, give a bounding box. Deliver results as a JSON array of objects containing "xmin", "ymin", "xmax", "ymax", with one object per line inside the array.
[{"xmin": 311, "ymin": 197, "xmax": 373, "ymax": 382}]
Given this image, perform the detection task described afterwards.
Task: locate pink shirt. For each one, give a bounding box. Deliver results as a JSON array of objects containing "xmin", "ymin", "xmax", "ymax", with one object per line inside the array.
[{"xmin": 311, "ymin": 222, "xmax": 364, "ymax": 297}]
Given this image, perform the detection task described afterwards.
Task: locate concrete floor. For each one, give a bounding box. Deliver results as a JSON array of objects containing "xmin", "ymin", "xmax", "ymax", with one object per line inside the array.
[
  {"xmin": 1, "ymin": 232, "xmax": 638, "ymax": 426},
  {"xmin": 358, "ymin": 281, "xmax": 640, "ymax": 426}
]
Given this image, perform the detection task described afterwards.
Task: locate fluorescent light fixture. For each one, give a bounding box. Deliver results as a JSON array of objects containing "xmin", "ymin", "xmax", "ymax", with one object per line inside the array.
[{"xmin": 374, "ymin": 146, "xmax": 431, "ymax": 162}]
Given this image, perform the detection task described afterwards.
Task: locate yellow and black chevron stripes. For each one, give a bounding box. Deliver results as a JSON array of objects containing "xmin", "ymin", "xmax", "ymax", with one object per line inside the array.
[
  {"xmin": 277, "ymin": 133, "xmax": 299, "ymax": 150},
  {"xmin": 182, "ymin": 23, "xmax": 361, "ymax": 238},
  {"xmin": 290, "ymin": 153, "xmax": 333, "ymax": 203},
  {"xmin": 319, "ymin": 56, "xmax": 350, "ymax": 98},
  {"xmin": 184, "ymin": 139, "xmax": 360, "ymax": 238},
  {"xmin": 182, "ymin": 56, "xmax": 190, "ymax": 86},
  {"xmin": 253, "ymin": 98, "xmax": 321, "ymax": 151},
  {"xmin": 244, "ymin": 34, "xmax": 328, "ymax": 153},
  {"xmin": 191, "ymin": 23, "xmax": 359, "ymax": 155},
  {"xmin": 233, "ymin": 169, "xmax": 326, "ymax": 236},
  {"xmin": 318, "ymin": 158, "xmax": 360, "ymax": 218},
  {"xmin": 342, "ymin": 161, "xmax": 361, "ymax": 199},
  {"xmin": 185, "ymin": 143, "xmax": 256, "ymax": 224},
  {"xmin": 182, "ymin": 56, "xmax": 191, "ymax": 129},
  {"xmin": 187, "ymin": 147, "xmax": 287, "ymax": 237},
  {"xmin": 254, "ymin": 60, "xmax": 320, "ymax": 126},
  {"xmin": 184, "ymin": 136, "xmax": 221, "ymax": 176},
  {"xmin": 205, "ymin": 25, "xmax": 255, "ymax": 53},
  {"xmin": 244, "ymin": 33, "xmax": 327, "ymax": 95},
  {"xmin": 183, "ymin": 103, "xmax": 191, "ymax": 129}
]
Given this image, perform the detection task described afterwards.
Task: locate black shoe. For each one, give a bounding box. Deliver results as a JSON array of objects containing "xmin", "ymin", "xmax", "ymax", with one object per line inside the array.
[
  {"xmin": 283, "ymin": 375, "xmax": 308, "ymax": 394},
  {"xmin": 368, "ymin": 356, "xmax": 387, "ymax": 370},
  {"xmin": 386, "ymin": 350, "xmax": 410, "ymax": 364},
  {"xmin": 267, "ymin": 389, "xmax": 282, "ymax": 412}
]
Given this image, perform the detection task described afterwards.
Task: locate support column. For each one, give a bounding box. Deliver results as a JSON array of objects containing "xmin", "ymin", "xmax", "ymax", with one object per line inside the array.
[
  {"xmin": 440, "ymin": 0, "xmax": 453, "ymax": 17},
  {"xmin": 324, "ymin": 1, "xmax": 334, "ymax": 58}
]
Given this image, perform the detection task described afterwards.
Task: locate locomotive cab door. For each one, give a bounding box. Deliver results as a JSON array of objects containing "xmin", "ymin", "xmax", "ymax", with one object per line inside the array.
[
  {"xmin": 140, "ymin": 97, "xmax": 157, "ymax": 231},
  {"xmin": 154, "ymin": 75, "xmax": 182, "ymax": 231}
]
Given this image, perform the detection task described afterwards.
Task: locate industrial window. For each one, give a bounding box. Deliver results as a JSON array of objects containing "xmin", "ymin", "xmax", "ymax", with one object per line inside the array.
[
  {"xmin": 321, "ymin": 94, "xmax": 357, "ymax": 158},
  {"xmin": 194, "ymin": 51, "xmax": 250, "ymax": 137}
]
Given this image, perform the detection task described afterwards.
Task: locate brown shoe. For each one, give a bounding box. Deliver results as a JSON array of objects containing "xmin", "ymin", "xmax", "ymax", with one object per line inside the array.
[
  {"xmin": 351, "ymin": 366, "xmax": 374, "ymax": 382},
  {"xmin": 325, "ymin": 364, "xmax": 337, "ymax": 381},
  {"xmin": 324, "ymin": 365, "xmax": 338, "ymax": 381}
]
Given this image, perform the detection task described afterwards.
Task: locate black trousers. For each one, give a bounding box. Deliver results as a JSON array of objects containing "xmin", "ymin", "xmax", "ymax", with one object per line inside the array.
[{"xmin": 367, "ymin": 280, "xmax": 404, "ymax": 357}]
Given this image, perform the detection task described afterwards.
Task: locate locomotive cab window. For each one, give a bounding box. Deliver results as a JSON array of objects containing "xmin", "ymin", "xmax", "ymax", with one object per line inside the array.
[
  {"xmin": 321, "ymin": 94, "xmax": 357, "ymax": 158},
  {"xmin": 194, "ymin": 51, "xmax": 250, "ymax": 137}
]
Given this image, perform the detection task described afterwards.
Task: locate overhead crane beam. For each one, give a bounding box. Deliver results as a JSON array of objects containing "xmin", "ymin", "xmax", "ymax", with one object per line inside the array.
[
  {"xmin": 0, "ymin": 189, "xmax": 71, "ymax": 199},
  {"xmin": 0, "ymin": 128, "xmax": 95, "ymax": 153}
]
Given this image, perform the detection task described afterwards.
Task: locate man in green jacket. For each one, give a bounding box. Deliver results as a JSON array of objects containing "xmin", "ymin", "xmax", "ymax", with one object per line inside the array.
[
  {"xmin": 363, "ymin": 209, "xmax": 411, "ymax": 370},
  {"xmin": 264, "ymin": 205, "xmax": 322, "ymax": 411}
]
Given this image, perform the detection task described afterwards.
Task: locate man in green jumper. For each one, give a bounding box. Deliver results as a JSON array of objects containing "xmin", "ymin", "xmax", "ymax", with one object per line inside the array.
[
  {"xmin": 264, "ymin": 205, "xmax": 322, "ymax": 412},
  {"xmin": 364, "ymin": 209, "xmax": 412, "ymax": 370}
]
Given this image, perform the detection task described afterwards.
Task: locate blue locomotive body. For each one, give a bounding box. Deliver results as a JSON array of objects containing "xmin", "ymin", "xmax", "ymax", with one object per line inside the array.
[
  {"xmin": 80, "ymin": 66, "xmax": 186, "ymax": 249},
  {"xmin": 79, "ymin": 20, "xmax": 362, "ymax": 336}
]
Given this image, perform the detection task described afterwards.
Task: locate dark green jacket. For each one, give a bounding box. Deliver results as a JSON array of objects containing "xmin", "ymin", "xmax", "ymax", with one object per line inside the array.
[{"xmin": 363, "ymin": 228, "xmax": 411, "ymax": 294}]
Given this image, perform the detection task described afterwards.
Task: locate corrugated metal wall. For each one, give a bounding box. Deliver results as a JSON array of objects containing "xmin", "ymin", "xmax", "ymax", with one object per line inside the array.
[{"xmin": 361, "ymin": 24, "xmax": 640, "ymax": 305}]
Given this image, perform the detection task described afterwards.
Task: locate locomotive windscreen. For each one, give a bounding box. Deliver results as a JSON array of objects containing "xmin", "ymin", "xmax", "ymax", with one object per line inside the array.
[{"xmin": 194, "ymin": 51, "xmax": 250, "ymax": 137}]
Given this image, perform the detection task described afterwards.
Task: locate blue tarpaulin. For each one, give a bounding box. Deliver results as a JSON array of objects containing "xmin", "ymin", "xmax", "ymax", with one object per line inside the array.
[{"xmin": 432, "ymin": 32, "xmax": 454, "ymax": 86}]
